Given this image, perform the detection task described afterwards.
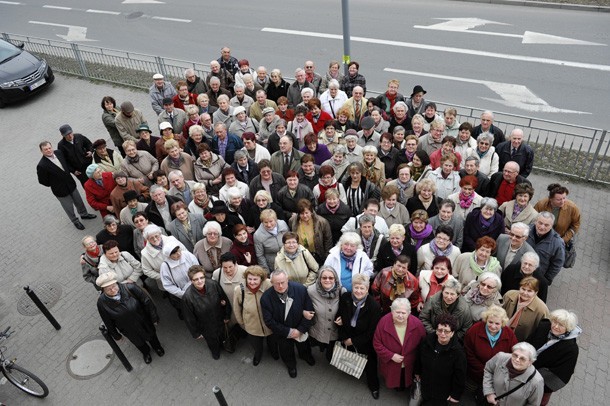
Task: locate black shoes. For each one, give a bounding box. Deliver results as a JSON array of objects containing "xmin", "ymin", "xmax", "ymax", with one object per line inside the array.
[
  {"xmin": 73, "ymin": 221, "xmax": 85, "ymax": 230},
  {"xmin": 81, "ymin": 213, "xmax": 97, "ymax": 220},
  {"xmin": 371, "ymin": 390, "xmax": 379, "ymax": 400},
  {"xmin": 288, "ymin": 368, "xmax": 297, "ymax": 378},
  {"xmin": 270, "ymin": 351, "xmax": 279, "ymax": 360},
  {"xmin": 143, "ymin": 353, "xmax": 152, "ymax": 364},
  {"xmin": 155, "ymin": 347, "xmax": 165, "ymax": 357},
  {"xmin": 301, "ymin": 354, "xmax": 316, "ymax": 366},
  {"xmin": 212, "ymin": 351, "xmax": 220, "ymax": 360},
  {"xmin": 252, "ymin": 356, "xmax": 260, "ymax": 366}
]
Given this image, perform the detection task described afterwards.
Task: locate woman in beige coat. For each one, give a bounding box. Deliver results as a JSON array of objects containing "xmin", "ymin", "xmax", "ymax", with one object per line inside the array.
[
  {"xmin": 502, "ymin": 276, "xmax": 549, "ymax": 341},
  {"xmin": 233, "ymin": 265, "xmax": 273, "ymax": 366},
  {"xmin": 498, "ymin": 183, "xmax": 538, "ymax": 233},
  {"xmin": 273, "ymin": 232, "xmax": 318, "ymax": 286}
]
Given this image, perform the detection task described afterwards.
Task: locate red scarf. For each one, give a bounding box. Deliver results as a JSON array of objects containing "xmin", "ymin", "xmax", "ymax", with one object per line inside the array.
[
  {"xmin": 317, "ymin": 181, "xmax": 337, "ymax": 203},
  {"xmin": 87, "ymin": 246, "xmax": 101, "ymax": 257},
  {"xmin": 305, "ymin": 72, "xmax": 314, "ymax": 83},
  {"xmin": 385, "ymin": 91, "xmax": 397, "ymax": 114},
  {"xmin": 247, "ymin": 285, "xmax": 260, "ymax": 295}
]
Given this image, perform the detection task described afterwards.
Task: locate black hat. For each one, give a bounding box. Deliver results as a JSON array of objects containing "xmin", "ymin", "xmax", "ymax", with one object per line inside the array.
[
  {"xmin": 123, "ymin": 190, "xmax": 139, "ymax": 202},
  {"xmin": 92, "ymin": 139, "xmax": 107, "ymax": 149},
  {"xmin": 411, "ymin": 85, "xmax": 426, "ymax": 97},
  {"xmin": 162, "ymin": 97, "xmax": 173, "ymax": 105},
  {"xmin": 361, "ymin": 116, "xmax": 375, "ymax": 130},
  {"xmin": 211, "ymin": 200, "xmax": 228, "ymax": 215},
  {"xmin": 59, "ymin": 124, "xmax": 73, "ymax": 137}
]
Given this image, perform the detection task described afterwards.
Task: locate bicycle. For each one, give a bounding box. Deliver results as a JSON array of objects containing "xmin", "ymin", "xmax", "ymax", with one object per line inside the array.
[{"xmin": 0, "ymin": 327, "xmax": 49, "ymax": 398}]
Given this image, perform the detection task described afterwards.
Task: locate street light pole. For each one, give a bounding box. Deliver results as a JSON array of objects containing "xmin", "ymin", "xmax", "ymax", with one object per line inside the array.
[{"xmin": 341, "ymin": 0, "xmax": 351, "ymax": 76}]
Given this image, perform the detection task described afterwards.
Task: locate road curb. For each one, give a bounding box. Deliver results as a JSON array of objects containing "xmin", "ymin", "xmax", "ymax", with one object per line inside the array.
[{"xmin": 453, "ymin": 0, "xmax": 610, "ymax": 12}]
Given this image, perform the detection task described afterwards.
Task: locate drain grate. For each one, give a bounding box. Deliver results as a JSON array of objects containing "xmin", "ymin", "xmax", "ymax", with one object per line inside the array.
[
  {"xmin": 16, "ymin": 282, "xmax": 62, "ymax": 316},
  {"xmin": 67, "ymin": 337, "xmax": 115, "ymax": 380}
]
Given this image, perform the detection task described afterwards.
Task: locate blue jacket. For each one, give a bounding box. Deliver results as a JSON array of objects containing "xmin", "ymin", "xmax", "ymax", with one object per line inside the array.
[
  {"xmin": 211, "ymin": 133, "xmax": 243, "ymax": 165},
  {"xmin": 526, "ymin": 226, "xmax": 565, "ymax": 285},
  {"xmin": 261, "ymin": 282, "xmax": 313, "ymax": 338}
]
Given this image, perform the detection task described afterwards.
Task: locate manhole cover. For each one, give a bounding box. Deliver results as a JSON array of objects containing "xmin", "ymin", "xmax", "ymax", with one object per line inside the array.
[
  {"xmin": 17, "ymin": 283, "xmax": 62, "ymax": 316},
  {"xmin": 67, "ymin": 337, "xmax": 115, "ymax": 379},
  {"xmin": 126, "ymin": 11, "xmax": 144, "ymax": 19}
]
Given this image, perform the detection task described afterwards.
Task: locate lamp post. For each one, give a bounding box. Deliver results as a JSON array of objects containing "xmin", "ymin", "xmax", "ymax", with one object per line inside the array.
[{"xmin": 341, "ymin": 0, "xmax": 351, "ymax": 76}]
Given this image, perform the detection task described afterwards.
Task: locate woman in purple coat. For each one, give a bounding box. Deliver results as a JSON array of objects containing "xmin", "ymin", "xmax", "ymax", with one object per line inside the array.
[{"xmin": 462, "ymin": 197, "xmax": 504, "ymax": 252}]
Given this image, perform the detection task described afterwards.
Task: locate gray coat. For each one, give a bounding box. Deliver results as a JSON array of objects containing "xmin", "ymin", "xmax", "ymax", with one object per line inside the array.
[
  {"xmin": 483, "ymin": 352, "xmax": 544, "ymax": 406},
  {"xmin": 419, "ymin": 291, "xmax": 472, "ymax": 340},
  {"xmin": 121, "ymin": 151, "xmax": 159, "ymax": 185},
  {"xmin": 307, "ymin": 279, "xmax": 346, "ymax": 344},
  {"xmin": 167, "ymin": 213, "xmax": 206, "ymax": 253},
  {"xmin": 526, "ymin": 226, "xmax": 565, "ymax": 285},
  {"xmin": 149, "ymin": 82, "xmax": 177, "ymax": 115},
  {"xmin": 496, "ymin": 234, "xmax": 535, "ymax": 270},
  {"xmin": 253, "ymin": 220, "xmax": 289, "ymax": 272}
]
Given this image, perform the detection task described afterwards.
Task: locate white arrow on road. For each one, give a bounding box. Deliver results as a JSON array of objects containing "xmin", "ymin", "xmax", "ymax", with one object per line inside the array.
[
  {"xmin": 414, "ymin": 18, "xmax": 605, "ymax": 46},
  {"xmin": 384, "ymin": 68, "xmax": 591, "ymax": 115},
  {"xmin": 29, "ymin": 21, "xmax": 97, "ymax": 42}
]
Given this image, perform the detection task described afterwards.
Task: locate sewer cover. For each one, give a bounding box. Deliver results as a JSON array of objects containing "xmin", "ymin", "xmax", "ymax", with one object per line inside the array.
[
  {"xmin": 126, "ymin": 11, "xmax": 144, "ymax": 19},
  {"xmin": 67, "ymin": 337, "xmax": 115, "ymax": 379},
  {"xmin": 17, "ymin": 283, "xmax": 62, "ymax": 316}
]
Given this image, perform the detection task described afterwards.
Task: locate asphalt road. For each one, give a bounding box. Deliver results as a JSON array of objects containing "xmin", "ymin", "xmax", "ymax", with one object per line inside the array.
[{"xmin": 1, "ymin": 0, "xmax": 609, "ymax": 129}]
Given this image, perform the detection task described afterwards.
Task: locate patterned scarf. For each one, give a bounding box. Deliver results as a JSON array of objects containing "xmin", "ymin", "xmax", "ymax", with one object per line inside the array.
[
  {"xmin": 459, "ymin": 191, "xmax": 475, "ymax": 209},
  {"xmin": 351, "ymin": 294, "xmax": 367, "ymax": 327},
  {"xmin": 512, "ymin": 203, "xmax": 525, "ymax": 220},
  {"xmin": 340, "ymin": 251, "xmax": 356, "ymax": 272},
  {"xmin": 390, "ymin": 268, "xmax": 407, "ymax": 301},
  {"xmin": 466, "ymin": 285, "xmax": 489, "ymax": 305},
  {"xmin": 207, "ymin": 247, "xmax": 221, "ymax": 269},
  {"xmin": 430, "ymin": 239, "xmax": 453, "ymax": 257},
  {"xmin": 128, "ymin": 154, "xmax": 140, "ymax": 164}
]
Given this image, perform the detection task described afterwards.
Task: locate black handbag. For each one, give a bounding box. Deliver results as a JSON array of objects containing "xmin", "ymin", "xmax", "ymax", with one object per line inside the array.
[{"xmin": 563, "ymin": 236, "xmax": 577, "ymax": 268}]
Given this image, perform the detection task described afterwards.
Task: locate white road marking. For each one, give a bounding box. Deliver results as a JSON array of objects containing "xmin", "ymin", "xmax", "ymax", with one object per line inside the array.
[
  {"xmin": 43, "ymin": 5, "xmax": 71, "ymax": 10},
  {"xmin": 122, "ymin": 0, "xmax": 165, "ymax": 3},
  {"xmin": 29, "ymin": 21, "xmax": 97, "ymax": 42},
  {"xmin": 151, "ymin": 16, "xmax": 191, "ymax": 23},
  {"xmin": 0, "ymin": 1, "xmax": 21, "ymax": 5},
  {"xmin": 384, "ymin": 68, "xmax": 591, "ymax": 114},
  {"xmin": 261, "ymin": 27, "xmax": 610, "ymax": 72},
  {"xmin": 86, "ymin": 9, "xmax": 121, "ymax": 15},
  {"xmin": 414, "ymin": 17, "xmax": 605, "ymax": 46}
]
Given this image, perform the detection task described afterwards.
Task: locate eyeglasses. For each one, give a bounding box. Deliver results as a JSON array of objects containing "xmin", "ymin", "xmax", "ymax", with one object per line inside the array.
[
  {"xmin": 509, "ymin": 232, "xmax": 525, "ymax": 239},
  {"xmin": 321, "ymin": 276, "xmax": 335, "ymax": 280},
  {"xmin": 435, "ymin": 235, "xmax": 451, "ymax": 242},
  {"xmin": 206, "ymin": 232, "xmax": 220, "ymax": 236},
  {"xmin": 479, "ymin": 282, "xmax": 497, "ymax": 290},
  {"xmin": 511, "ymin": 353, "xmax": 529, "ymax": 362},
  {"xmin": 436, "ymin": 328, "xmax": 453, "ymax": 335}
]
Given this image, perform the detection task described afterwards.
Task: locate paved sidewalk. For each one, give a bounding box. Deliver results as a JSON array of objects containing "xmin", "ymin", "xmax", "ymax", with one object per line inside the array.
[{"xmin": 0, "ymin": 75, "xmax": 608, "ymax": 405}]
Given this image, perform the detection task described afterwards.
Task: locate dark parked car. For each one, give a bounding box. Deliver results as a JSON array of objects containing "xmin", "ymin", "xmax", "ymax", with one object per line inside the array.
[{"xmin": 0, "ymin": 39, "xmax": 54, "ymax": 107}]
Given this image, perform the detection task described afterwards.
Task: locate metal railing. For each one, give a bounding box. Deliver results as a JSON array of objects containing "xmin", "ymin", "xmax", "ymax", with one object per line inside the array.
[{"xmin": 2, "ymin": 32, "xmax": 608, "ymax": 184}]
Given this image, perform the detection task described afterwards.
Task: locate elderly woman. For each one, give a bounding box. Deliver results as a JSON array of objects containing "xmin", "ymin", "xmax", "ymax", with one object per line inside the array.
[
  {"xmin": 233, "ymin": 265, "xmax": 273, "ymax": 365},
  {"xmin": 193, "ymin": 221, "xmax": 232, "ymax": 276},
  {"xmin": 246, "ymin": 190, "xmax": 286, "ymax": 231},
  {"xmin": 464, "ymin": 197, "xmax": 503, "ymax": 248},
  {"xmin": 417, "ymin": 225, "xmax": 461, "ymax": 272},
  {"xmin": 527, "ymin": 309, "xmax": 581, "ymax": 406},
  {"xmin": 306, "ymin": 266, "xmax": 345, "ymax": 361},
  {"xmin": 92, "ymin": 139, "xmax": 124, "ymax": 174},
  {"xmin": 305, "ymin": 99, "xmax": 333, "ymax": 135},
  {"xmin": 197, "ymin": 93, "xmax": 217, "ymax": 116},
  {"xmin": 316, "ymin": 188, "xmax": 352, "ymax": 245},
  {"xmin": 453, "ymin": 236, "xmax": 501, "ymax": 286},
  {"xmin": 428, "ymin": 199, "xmax": 464, "ymax": 248},
  {"xmin": 405, "ymin": 210, "xmax": 434, "ymax": 252},
  {"xmin": 300, "ymin": 132, "xmax": 332, "ymax": 166},
  {"xmin": 462, "ymin": 272, "xmax": 503, "ymax": 322},
  {"xmin": 267, "ymin": 69, "xmax": 289, "ymax": 102},
  {"xmin": 483, "ymin": 342, "xmax": 544, "ymax": 406},
  {"xmin": 193, "ymin": 143, "xmax": 228, "ymax": 197},
  {"xmin": 406, "ymin": 178, "xmax": 441, "ymax": 219},
  {"xmin": 96, "ymin": 215, "xmax": 137, "ymax": 258},
  {"xmin": 319, "ymin": 61, "xmax": 344, "ymax": 93},
  {"xmin": 361, "ymin": 146, "xmax": 386, "ymax": 189},
  {"xmin": 336, "ymin": 274, "xmax": 381, "ymax": 399},
  {"xmin": 419, "ymin": 256, "xmax": 458, "ymax": 306},
  {"xmin": 407, "ymin": 113, "xmax": 427, "ymax": 138},
  {"xmin": 289, "ymin": 199, "xmax": 333, "ymax": 263},
  {"xmin": 229, "ymin": 224, "xmax": 257, "ymax": 266},
  {"xmin": 160, "ymin": 139, "xmax": 195, "ymax": 181},
  {"xmin": 501, "ymin": 252, "xmax": 548, "ymax": 302},
  {"xmin": 376, "ymin": 223, "xmax": 417, "ymax": 274},
  {"xmin": 376, "ymin": 133, "xmax": 399, "ymax": 181},
  {"xmin": 160, "ymin": 240, "xmax": 199, "ymax": 320},
  {"xmin": 386, "ymin": 164, "xmax": 415, "ymax": 206},
  {"xmin": 275, "ymin": 97, "xmax": 294, "ymax": 123},
  {"xmin": 415, "ymin": 313, "xmax": 467, "ymax": 405},
  {"xmin": 454, "ymin": 122, "xmax": 477, "ymax": 159},
  {"xmin": 378, "ymin": 184, "xmax": 409, "ymax": 228},
  {"xmin": 288, "ymin": 105, "xmax": 314, "ymax": 148},
  {"xmin": 167, "ymin": 201, "xmax": 206, "ymax": 253},
  {"xmin": 319, "ymin": 121, "xmax": 346, "ymax": 154},
  {"xmin": 84, "ymin": 164, "xmax": 116, "ymax": 218},
  {"xmin": 132, "ymin": 212, "xmax": 155, "ymax": 258},
  {"xmin": 425, "ymin": 153, "xmax": 460, "ymax": 200},
  {"xmin": 343, "ymin": 130, "xmax": 363, "ymax": 163},
  {"xmin": 248, "ymin": 159, "xmax": 287, "ymax": 203},
  {"xmin": 395, "ymin": 133, "xmax": 417, "ymax": 165},
  {"xmin": 140, "ymin": 225, "xmax": 184, "ymax": 289},
  {"xmin": 98, "ymin": 240, "xmax": 143, "ymax": 284},
  {"xmin": 429, "ymin": 136, "xmax": 463, "ymax": 170},
  {"xmin": 533, "ymin": 183, "xmax": 581, "ymax": 244},
  {"xmin": 499, "ymin": 183, "xmax": 538, "ymax": 232},
  {"xmin": 448, "ymin": 175, "xmax": 482, "ymax": 221},
  {"xmin": 274, "ymin": 232, "xmax": 318, "ymax": 286},
  {"xmin": 225, "ymin": 186, "xmax": 251, "ymax": 229},
  {"xmin": 184, "ymin": 124, "xmax": 207, "ymax": 158},
  {"xmin": 324, "ymin": 232, "xmax": 374, "ymax": 292},
  {"xmin": 420, "ymin": 279, "xmax": 472, "ymax": 340},
  {"xmin": 388, "ymin": 102, "xmax": 410, "ymax": 133},
  {"xmin": 342, "ymin": 162, "xmax": 381, "ymax": 217},
  {"xmin": 229, "ymin": 106, "xmax": 259, "ymax": 138},
  {"xmin": 465, "ymin": 132, "xmax": 499, "ymax": 177},
  {"xmin": 372, "ymin": 255, "xmax": 422, "ymax": 315},
  {"xmin": 258, "ymin": 108, "xmax": 281, "ymax": 145},
  {"xmin": 81, "ymin": 235, "xmax": 103, "ymax": 291},
  {"xmin": 100, "ymin": 96, "xmax": 123, "ymax": 155},
  {"xmin": 218, "ymin": 167, "xmax": 249, "ymax": 203},
  {"xmin": 253, "ymin": 209, "xmax": 290, "ymax": 272},
  {"xmin": 212, "ymin": 94, "xmax": 234, "ymax": 127},
  {"xmin": 502, "ymin": 276, "xmax": 550, "ymax": 341},
  {"xmin": 373, "ymin": 297, "xmax": 426, "ymax": 392},
  {"xmin": 121, "ymin": 140, "xmax": 159, "ymax": 186},
  {"xmin": 187, "ymin": 182, "xmax": 218, "ymax": 218},
  {"xmin": 96, "ymin": 272, "xmax": 164, "ymax": 364},
  {"xmin": 408, "ymin": 150, "xmax": 431, "ymax": 182},
  {"xmin": 340, "ymin": 61, "xmax": 366, "ymax": 97},
  {"xmin": 320, "ymin": 146, "xmax": 350, "ymax": 184},
  {"xmin": 464, "ymin": 305, "xmax": 518, "ymax": 399}
]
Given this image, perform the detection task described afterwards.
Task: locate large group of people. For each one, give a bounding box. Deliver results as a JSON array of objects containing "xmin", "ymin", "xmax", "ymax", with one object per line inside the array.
[{"xmin": 35, "ymin": 48, "xmax": 583, "ymax": 405}]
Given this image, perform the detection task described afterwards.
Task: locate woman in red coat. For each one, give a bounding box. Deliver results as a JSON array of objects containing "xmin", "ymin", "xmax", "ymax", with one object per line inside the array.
[
  {"xmin": 84, "ymin": 164, "xmax": 117, "ymax": 217},
  {"xmin": 463, "ymin": 304, "xmax": 518, "ymax": 400},
  {"xmin": 373, "ymin": 297, "xmax": 426, "ymax": 391}
]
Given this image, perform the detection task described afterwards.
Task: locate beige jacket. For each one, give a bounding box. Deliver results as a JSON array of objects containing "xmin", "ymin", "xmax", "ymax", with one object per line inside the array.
[{"xmin": 233, "ymin": 279, "xmax": 272, "ymax": 337}]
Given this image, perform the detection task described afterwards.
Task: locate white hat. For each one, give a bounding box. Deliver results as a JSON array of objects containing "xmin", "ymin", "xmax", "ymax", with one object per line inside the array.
[
  {"xmin": 159, "ymin": 121, "xmax": 173, "ymax": 130},
  {"xmin": 233, "ymin": 106, "xmax": 246, "ymax": 116},
  {"xmin": 153, "ymin": 73, "xmax": 164, "ymax": 80},
  {"xmin": 96, "ymin": 272, "xmax": 118, "ymax": 288}
]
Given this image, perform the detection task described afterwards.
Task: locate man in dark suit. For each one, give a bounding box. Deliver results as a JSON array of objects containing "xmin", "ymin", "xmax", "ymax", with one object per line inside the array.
[
  {"xmin": 495, "ymin": 128, "xmax": 535, "ymax": 177},
  {"xmin": 145, "ymin": 185, "xmax": 181, "ymax": 231},
  {"xmin": 36, "ymin": 141, "xmax": 97, "ymax": 230},
  {"xmin": 57, "ymin": 124, "xmax": 93, "ymax": 185},
  {"xmin": 458, "ymin": 156, "xmax": 490, "ymax": 196},
  {"xmin": 472, "ymin": 110, "xmax": 505, "ymax": 147},
  {"xmin": 261, "ymin": 269, "xmax": 315, "ymax": 378},
  {"xmin": 270, "ymin": 136, "xmax": 304, "ymax": 177},
  {"xmin": 495, "ymin": 222, "xmax": 535, "ymax": 269}
]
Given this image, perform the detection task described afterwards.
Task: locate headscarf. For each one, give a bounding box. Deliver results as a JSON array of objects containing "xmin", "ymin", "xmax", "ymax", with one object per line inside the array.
[{"xmin": 315, "ymin": 268, "xmax": 341, "ymax": 299}]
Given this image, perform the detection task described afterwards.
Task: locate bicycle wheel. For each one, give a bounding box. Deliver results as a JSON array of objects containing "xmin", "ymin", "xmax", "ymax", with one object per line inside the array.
[{"xmin": 2, "ymin": 363, "xmax": 49, "ymax": 398}]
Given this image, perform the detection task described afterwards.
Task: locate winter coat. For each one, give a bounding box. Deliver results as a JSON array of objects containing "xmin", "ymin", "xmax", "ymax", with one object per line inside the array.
[
  {"xmin": 533, "ymin": 198, "xmax": 580, "ymax": 244},
  {"xmin": 98, "ymin": 251, "xmax": 142, "ymax": 284},
  {"xmin": 371, "ymin": 267, "xmax": 422, "ymax": 314},
  {"xmin": 192, "ymin": 237, "xmax": 233, "ymax": 276},
  {"xmin": 93, "ymin": 149, "xmax": 124, "ymax": 174},
  {"xmin": 248, "ymin": 173, "xmax": 287, "ymax": 203},
  {"xmin": 307, "ymin": 279, "xmax": 345, "ymax": 344},
  {"xmin": 266, "ymin": 79, "xmax": 290, "ymax": 103},
  {"xmin": 464, "ymin": 321, "xmax": 518, "ymax": 384},
  {"xmin": 462, "ymin": 280, "xmax": 503, "ymax": 322},
  {"xmin": 253, "ymin": 220, "xmax": 290, "ymax": 272},
  {"xmin": 420, "ymin": 291, "xmax": 473, "ymax": 340},
  {"xmin": 160, "ymin": 247, "xmax": 199, "ymax": 299},
  {"xmin": 233, "ymin": 279, "xmax": 273, "ymax": 337},
  {"xmin": 261, "ymin": 281, "xmax": 313, "ymax": 336},
  {"xmin": 418, "ymin": 271, "xmax": 458, "ymax": 303},
  {"xmin": 274, "ymin": 246, "xmax": 318, "ymax": 286},
  {"xmin": 121, "ymin": 151, "xmax": 159, "ymax": 185},
  {"xmin": 149, "ymin": 82, "xmax": 177, "ymax": 115},
  {"xmin": 336, "ymin": 293, "xmax": 380, "ymax": 356},
  {"xmin": 193, "ymin": 153, "xmax": 228, "ymax": 193},
  {"xmin": 277, "ymin": 184, "xmax": 316, "ymax": 217},
  {"xmin": 97, "ymin": 283, "xmax": 158, "ymax": 346},
  {"xmin": 406, "ymin": 195, "xmax": 442, "ymax": 219},
  {"xmin": 428, "ymin": 214, "xmax": 464, "ymax": 249},
  {"xmin": 58, "ymin": 133, "xmax": 93, "ymax": 174},
  {"xmin": 500, "ymin": 264, "xmax": 548, "ymax": 302},
  {"xmin": 448, "ymin": 191, "xmax": 483, "ymax": 222},
  {"xmin": 499, "ymin": 201, "xmax": 538, "ymax": 231},
  {"xmin": 316, "ymin": 201, "xmax": 352, "ymax": 245},
  {"xmin": 160, "ymin": 153, "xmax": 195, "ymax": 181},
  {"xmin": 84, "ymin": 172, "xmax": 117, "ymax": 217},
  {"xmin": 462, "ymin": 208, "xmax": 504, "ymax": 252},
  {"xmin": 182, "ymin": 279, "xmax": 232, "ymax": 340},
  {"xmin": 211, "ymin": 133, "xmax": 244, "ymax": 165},
  {"xmin": 496, "ymin": 141, "xmax": 535, "ymax": 178},
  {"xmin": 373, "ymin": 313, "xmax": 426, "ymax": 389},
  {"xmin": 102, "ymin": 108, "xmax": 123, "ymax": 149},
  {"xmin": 525, "ymin": 226, "xmax": 565, "ymax": 284},
  {"xmin": 502, "ymin": 290, "xmax": 549, "ymax": 341},
  {"xmin": 465, "ymin": 147, "xmax": 499, "ymax": 177},
  {"xmin": 495, "ymin": 234, "xmax": 535, "ymax": 270},
  {"xmin": 288, "ymin": 211, "xmax": 333, "ymax": 263},
  {"xmin": 483, "ymin": 352, "xmax": 544, "ymax": 406},
  {"xmin": 417, "ymin": 243, "xmax": 461, "ymax": 273},
  {"xmin": 452, "ymin": 252, "xmax": 502, "ymax": 287},
  {"xmin": 324, "ymin": 247, "xmax": 374, "ymax": 292},
  {"xmin": 425, "ymin": 168, "xmax": 461, "ymax": 200},
  {"xmin": 140, "ymin": 235, "xmax": 186, "ymax": 288},
  {"xmin": 374, "ymin": 241, "xmax": 418, "ymax": 275}
]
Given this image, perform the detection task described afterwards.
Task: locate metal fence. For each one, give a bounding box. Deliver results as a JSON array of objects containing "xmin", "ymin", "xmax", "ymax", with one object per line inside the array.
[{"xmin": 3, "ymin": 32, "xmax": 608, "ymax": 184}]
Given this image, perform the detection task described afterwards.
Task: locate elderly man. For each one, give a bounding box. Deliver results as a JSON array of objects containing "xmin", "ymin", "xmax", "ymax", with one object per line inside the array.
[
  {"xmin": 304, "ymin": 60, "xmax": 323, "ymax": 94},
  {"xmin": 149, "ymin": 73, "xmax": 177, "ymax": 115},
  {"xmin": 206, "ymin": 60, "xmax": 235, "ymax": 94},
  {"xmin": 486, "ymin": 161, "xmax": 531, "ymax": 205},
  {"xmin": 270, "ymin": 136, "xmax": 305, "ymax": 177},
  {"xmin": 341, "ymin": 198, "xmax": 389, "ymax": 238},
  {"xmin": 354, "ymin": 213, "xmax": 386, "ymax": 263},
  {"xmin": 57, "ymin": 124, "xmax": 93, "ymax": 185},
  {"xmin": 167, "ymin": 170, "xmax": 196, "ymax": 205},
  {"xmin": 212, "ymin": 123, "xmax": 243, "ymax": 165},
  {"xmin": 255, "ymin": 66, "xmax": 270, "ymax": 91},
  {"xmin": 417, "ymin": 118, "xmax": 445, "ymax": 156},
  {"xmin": 319, "ymin": 79, "xmax": 348, "ymax": 119},
  {"xmin": 249, "ymin": 90, "xmax": 278, "ymax": 122},
  {"xmin": 357, "ymin": 117, "xmax": 380, "ymax": 147},
  {"xmin": 229, "ymin": 83, "xmax": 254, "ymax": 114},
  {"xmin": 158, "ymin": 98, "xmax": 187, "ymax": 136},
  {"xmin": 184, "ymin": 68, "xmax": 207, "ymax": 95},
  {"xmin": 92, "ymin": 139, "xmax": 123, "ymax": 173},
  {"xmin": 500, "ymin": 251, "xmax": 548, "ymax": 302},
  {"xmin": 115, "ymin": 101, "xmax": 148, "ymax": 143},
  {"xmin": 458, "ymin": 156, "xmax": 490, "ymax": 196},
  {"xmin": 287, "ymin": 68, "xmax": 316, "ymax": 108},
  {"xmin": 145, "ymin": 185, "xmax": 181, "ymax": 231},
  {"xmin": 217, "ymin": 46, "xmax": 239, "ymax": 76},
  {"xmin": 472, "ymin": 110, "xmax": 505, "ymax": 147},
  {"xmin": 496, "ymin": 129, "xmax": 535, "ymax": 177},
  {"xmin": 526, "ymin": 212, "xmax": 565, "ymax": 285},
  {"xmin": 37, "ymin": 141, "xmax": 97, "ymax": 229},
  {"xmin": 261, "ymin": 269, "xmax": 315, "ymax": 378},
  {"xmin": 342, "ymin": 86, "xmax": 368, "ymax": 125},
  {"xmin": 206, "ymin": 77, "xmax": 232, "ymax": 108},
  {"xmin": 231, "ymin": 150, "xmax": 259, "ymax": 185},
  {"xmin": 496, "ymin": 222, "xmax": 535, "ymax": 269}
]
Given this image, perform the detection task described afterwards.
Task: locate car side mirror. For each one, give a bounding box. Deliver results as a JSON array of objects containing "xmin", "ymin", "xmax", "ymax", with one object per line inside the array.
[{"xmin": 16, "ymin": 42, "xmax": 25, "ymax": 50}]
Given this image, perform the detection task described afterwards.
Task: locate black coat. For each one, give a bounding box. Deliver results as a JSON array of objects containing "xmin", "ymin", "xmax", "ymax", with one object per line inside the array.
[
  {"xmin": 416, "ymin": 333, "xmax": 467, "ymax": 404},
  {"xmin": 136, "ymin": 136, "xmax": 161, "ymax": 160},
  {"xmin": 144, "ymin": 195, "xmax": 181, "ymax": 231},
  {"xmin": 276, "ymin": 184, "xmax": 316, "ymax": 217},
  {"xmin": 462, "ymin": 208, "xmax": 504, "ymax": 252},
  {"xmin": 316, "ymin": 201, "xmax": 352, "ymax": 244},
  {"xmin": 96, "ymin": 225, "xmax": 137, "ymax": 259},
  {"xmin": 182, "ymin": 279, "xmax": 231, "ymax": 340},
  {"xmin": 472, "ymin": 124, "xmax": 506, "ymax": 147},
  {"xmin": 36, "ymin": 150, "xmax": 77, "ymax": 197},
  {"xmin": 245, "ymin": 202, "xmax": 286, "ymax": 230},
  {"xmin": 261, "ymin": 282, "xmax": 313, "ymax": 337},
  {"xmin": 406, "ymin": 195, "xmax": 442, "ymax": 219},
  {"xmin": 500, "ymin": 264, "xmax": 549, "ymax": 302},
  {"xmin": 375, "ymin": 241, "xmax": 417, "ymax": 274},
  {"xmin": 266, "ymin": 79, "xmax": 290, "ymax": 103},
  {"xmin": 458, "ymin": 169, "xmax": 490, "ymax": 196},
  {"xmin": 97, "ymin": 284, "xmax": 158, "ymax": 347},
  {"xmin": 336, "ymin": 293, "xmax": 381, "ymax": 354},
  {"xmin": 378, "ymin": 147, "xmax": 400, "ymax": 180},
  {"xmin": 231, "ymin": 159, "xmax": 259, "ymax": 185},
  {"xmin": 57, "ymin": 133, "xmax": 93, "ymax": 174},
  {"xmin": 248, "ymin": 173, "xmax": 286, "ymax": 203},
  {"xmin": 267, "ymin": 131, "xmax": 297, "ymax": 155},
  {"xmin": 495, "ymin": 141, "xmax": 535, "ymax": 178}
]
